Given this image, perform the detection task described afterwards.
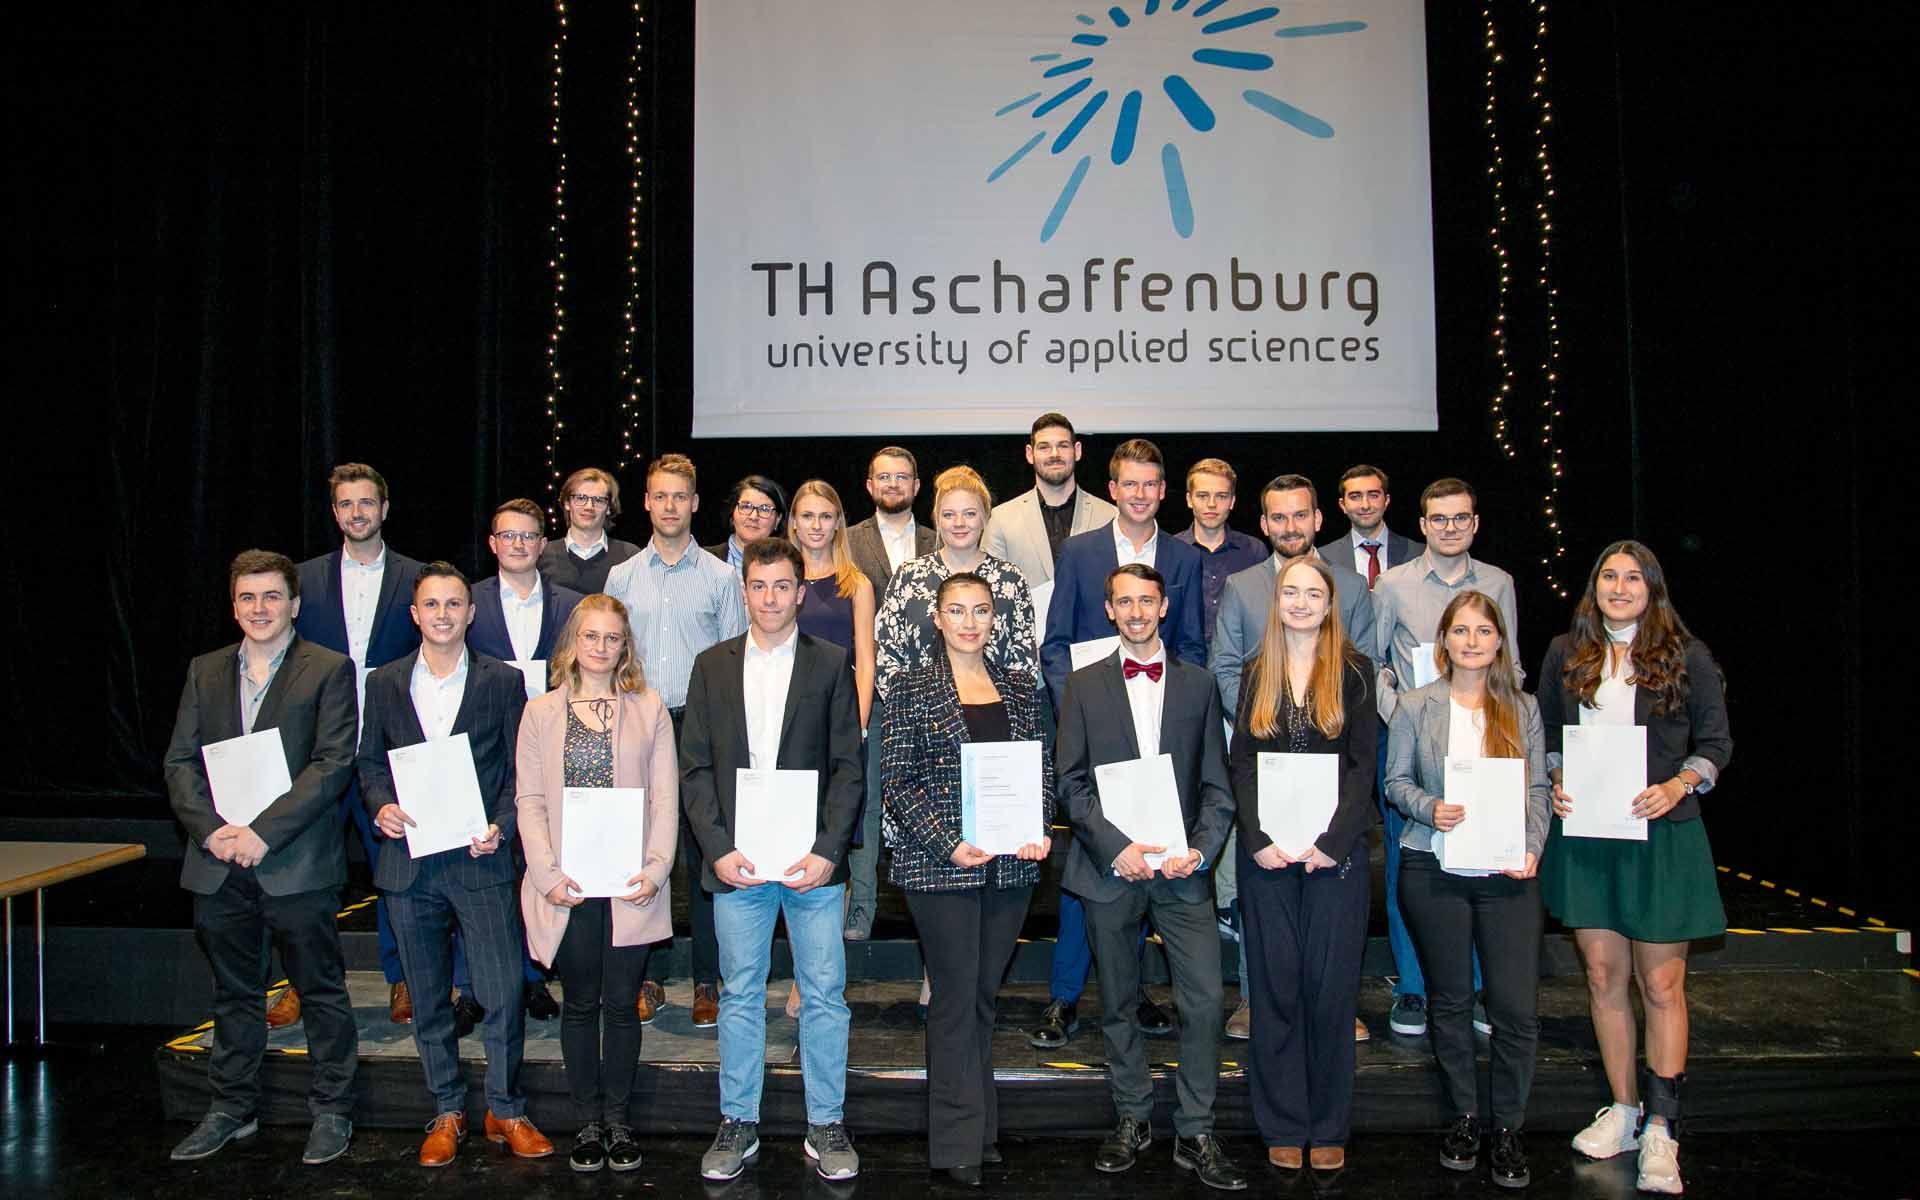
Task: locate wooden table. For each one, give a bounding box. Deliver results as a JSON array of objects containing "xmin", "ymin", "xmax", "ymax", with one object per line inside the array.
[{"xmin": 1, "ymin": 841, "xmax": 147, "ymax": 1053}]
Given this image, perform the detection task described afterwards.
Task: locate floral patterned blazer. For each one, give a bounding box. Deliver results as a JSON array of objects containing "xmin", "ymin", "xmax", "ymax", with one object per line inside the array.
[{"xmin": 873, "ymin": 550, "xmax": 1037, "ymax": 703}]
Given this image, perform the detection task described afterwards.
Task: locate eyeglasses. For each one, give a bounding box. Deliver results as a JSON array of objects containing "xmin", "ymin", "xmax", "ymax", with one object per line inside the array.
[
  {"xmin": 1424, "ymin": 513, "xmax": 1475, "ymax": 530},
  {"xmin": 576, "ymin": 631, "xmax": 625, "ymax": 649},
  {"xmin": 735, "ymin": 502, "xmax": 778, "ymax": 518},
  {"xmin": 941, "ymin": 604, "xmax": 994, "ymax": 621},
  {"xmin": 567, "ymin": 494, "xmax": 611, "ymax": 509},
  {"xmin": 870, "ymin": 472, "xmax": 914, "ymax": 485},
  {"xmin": 492, "ymin": 530, "xmax": 542, "ymax": 545}
]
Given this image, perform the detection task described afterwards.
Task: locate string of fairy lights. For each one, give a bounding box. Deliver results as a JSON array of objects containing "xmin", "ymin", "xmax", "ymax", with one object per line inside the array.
[
  {"xmin": 617, "ymin": 1, "xmax": 647, "ymax": 468},
  {"xmin": 545, "ymin": 0, "xmax": 571, "ymax": 517},
  {"xmin": 1528, "ymin": 0, "xmax": 1568, "ymax": 598},
  {"xmin": 1481, "ymin": 8, "xmax": 1516, "ymax": 461}
]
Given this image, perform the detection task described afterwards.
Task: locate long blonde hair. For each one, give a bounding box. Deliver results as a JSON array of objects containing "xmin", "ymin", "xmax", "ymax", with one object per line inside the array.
[
  {"xmin": 787, "ymin": 479, "xmax": 863, "ymax": 599},
  {"xmin": 548, "ymin": 594, "xmax": 646, "ymax": 694},
  {"xmin": 1246, "ymin": 555, "xmax": 1350, "ymax": 740},
  {"xmin": 1435, "ymin": 590, "xmax": 1523, "ymax": 759}
]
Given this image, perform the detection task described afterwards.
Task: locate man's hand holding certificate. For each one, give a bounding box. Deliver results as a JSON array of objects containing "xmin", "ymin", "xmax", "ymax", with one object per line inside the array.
[
  {"xmin": 387, "ymin": 733, "xmax": 490, "ymax": 859},
  {"xmin": 1094, "ymin": 754, "xmax": 1191, "ymax": 878},
  {"xmin": 732, "ymin": 768, "xmax": 820, "ymax": 886}
]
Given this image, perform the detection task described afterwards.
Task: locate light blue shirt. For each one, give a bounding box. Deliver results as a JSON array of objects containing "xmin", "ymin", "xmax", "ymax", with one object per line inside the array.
[{"xmin": 604, "ymin": 540, "xmax": 749, "ymax": 708}]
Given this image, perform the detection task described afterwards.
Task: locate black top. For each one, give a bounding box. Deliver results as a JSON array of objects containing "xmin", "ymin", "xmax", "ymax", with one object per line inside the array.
[
  {"xmin": 536, "ymin": 537, "xmax": 642, "ymax": 596},
  {"xmin": 1229, "ymin": 651, "xmax": 1379, "ymax": 863},
  {"xmin": 1039, "ymin": 491, "xmax": 1076, "ymax": 566},
  {"xmin": 960, "ymin": 699, "xmax": 1011, "ymax": 744}
]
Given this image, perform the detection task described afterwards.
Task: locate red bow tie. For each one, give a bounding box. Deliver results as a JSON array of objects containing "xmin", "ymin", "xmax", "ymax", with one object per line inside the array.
[{"xmin": 1123, "ymin": 659, "xmax": 1163, "ymax": 682}]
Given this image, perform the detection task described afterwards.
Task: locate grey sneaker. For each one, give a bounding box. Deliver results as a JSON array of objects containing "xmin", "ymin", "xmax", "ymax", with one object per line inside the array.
[
  {"xmin": 302, "ymin": 1113, "xmax": 354, "ymax": 1165},
  {"xmin": 701, "ymin": 1118, "xmax": 760, "ymax": 1181},
  {"xmin": 1389, "ymin": 993, "xmax": 1427, "ymax": 1036},
  {"xmin": 806, "ymin": 1121, "xmax": 860, "ymax": 1180},
  {"xmin": 170, "ymin": 1111, "xmax": 257, "ymax": 1162},
  {"xmin": 1473, "ymin": 995, "xmax": 1494, "ymax": 1037},
  {"xmin": 843, "ymin": 905, "xmax": 873, "ymax": 941}
]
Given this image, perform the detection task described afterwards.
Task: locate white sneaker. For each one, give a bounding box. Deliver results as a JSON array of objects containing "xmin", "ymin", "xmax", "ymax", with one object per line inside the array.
[
  {"xmin": 1571, "ymin": 1103, "xmax": 1641, "ymax": 1160},
  {"xmin": 1636, "ymin": 1122, "xmax": 1683, "ymax": 1195}
]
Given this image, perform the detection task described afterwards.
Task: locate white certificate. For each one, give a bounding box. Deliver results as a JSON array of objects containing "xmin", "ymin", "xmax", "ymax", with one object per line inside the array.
[
  {"xmin": 1562, "ymin": 725, "xmax": 1649, "ymax": 842},
  {"xmin": 507, "ymin": 659, "xmax": 549, "ymax": 700},
  {"xmin": 388, "ymin": 732, "xmax": 490, "ymax": 859},
  {"xmin": 734, "ymin": 768, "xmax": 819, "ymax": 881},
  {"xmin": 1256, "ymin": 752, "xmax": 1340, "ymax": 859},
  {"xmin": 201, "ymin": 728, "xmax": 292, "ymax": 826},
  {"xmin": 561, "ymin": 787, "xmax": 650, "ymax": 897},
  {"xmin": 1069, "ymin": 636, "xmax": 1121, "ymax": 672},
  {"xmin": 1028, "ymin": 581, "xmax": 1054, "ymax": 650},
  {"xmin": 1439, "ymin": 756, "xmax": 1528, "ymax": 873},
  {"xmin": 1094, "ymin": 754, "xmax": 1189, "ymax": 871},
  {"xmin": 960, "ymin": 740, "xmax": 1044, "ymax": 855},
  {"xmin": 1409, "ymin": 641, "xmax": 1442, "ymax": 690}
]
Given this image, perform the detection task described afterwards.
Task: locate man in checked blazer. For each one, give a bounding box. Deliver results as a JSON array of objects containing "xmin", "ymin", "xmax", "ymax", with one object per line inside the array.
[
  {"xmin": 357, "ymin": 562, "xmax": 554, "ymax": 1167},
  {"xmin": 164, "ymin": 550, "xmax": 360, "ymax": 1166}
]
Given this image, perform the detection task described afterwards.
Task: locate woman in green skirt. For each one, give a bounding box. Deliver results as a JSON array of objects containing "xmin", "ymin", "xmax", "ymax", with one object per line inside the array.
[{"xmin": 1537, "ymin": 541, "xmax": 1731, "ymax": 1197}]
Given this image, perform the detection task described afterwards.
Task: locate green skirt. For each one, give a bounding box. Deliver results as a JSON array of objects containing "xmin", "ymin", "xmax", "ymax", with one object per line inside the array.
[{"xmin": 1540, "ymin": 811, "xmax": 1727, "ymax": 942}]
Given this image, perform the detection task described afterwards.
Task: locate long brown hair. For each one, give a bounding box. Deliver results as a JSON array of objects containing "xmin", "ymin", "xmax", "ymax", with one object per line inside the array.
[
  {"xmin": 787, "ymin": 479, "xmax": 863, "ymax": 599},
  {"xmin": 1245, "ymin": 556, "xmax": 1350, "ymax": 740},
  {"xmin": 1435, "ymin": 591, "xmax": 1523, "ymax": 759},
  {"xmin": 1561, "ymin": 540, "xmax": 1697, "ymax": 717},
  {"xmin": 548, "ymin": 594, "xmax": 647, "ymax": 694}
]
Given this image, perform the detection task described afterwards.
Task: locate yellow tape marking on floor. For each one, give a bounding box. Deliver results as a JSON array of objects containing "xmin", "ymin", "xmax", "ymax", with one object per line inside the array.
[
  {"xmin": 1902, "ymin": 968, "xmax": 1919, "ymax": 980},
  {"xmin": 1758, "ymin": 879, "xmax": 1776, "ymax": 889},
  {"xmin": 1838, "ymin": 907, "xmax": 1857, "ymax": 916},
  {"xmin": 277, "ymin": 1047, "xmax": 310, "ymax": 1057},
  {"xmin": 1716, "ymin": 865, "xmax": 1730, "ymax": 873},
  {"xmin": 1042, "ymin": 1062, "xmax": 1094, "ymax": 1070},
  {"xmin": 1784, "ymin": 889, "xmax": 1801, "ymax": 897},
  {"xmin": 1813, "ymin": 927, "xmax": 1859, "ymax": 934},
  {"xmin": 1860, "ymin": 926, "xmax": 1904, "ymax": 934},
  {"xmin": 1724, "ymin": 928, "xmax": 1765, "ymax": 935},
  {"xmin": 1810, "ymin": 897, "xmax": 1828, "ymax": 907},
  {"xmin": 1765, "ymin": 928, "xmax": 1812, "ymax": 934},
  {"xmin": 1736, "ymin": 873, "xmax": 1753, "ymax": 881},
  {"xmin": 1868, "ymin": 917, "xmax": 1888, "ymax": 927}
]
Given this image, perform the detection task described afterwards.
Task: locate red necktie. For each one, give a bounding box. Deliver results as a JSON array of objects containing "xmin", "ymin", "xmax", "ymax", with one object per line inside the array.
[
  {"xmin": 1123, "ymin": 659, "xmax": 1163, "ymax": 683},
  {"xmin": 1363, "ymin": 542, "xmax": 1382, "ymax": 588}
]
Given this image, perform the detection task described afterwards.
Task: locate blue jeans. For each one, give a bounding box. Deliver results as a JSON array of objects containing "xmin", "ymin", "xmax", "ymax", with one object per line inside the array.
[
  {"xmin": 714, "ymin": 881, "xmax": 851, "ymax": 1125},
  {"xmin": 1049, "ymin": 890, "xmax": 1152, "ymax": 1004},
  {"xmin": 1379, "ymin": 719, "xmax": 1481, "ymax": 997}
]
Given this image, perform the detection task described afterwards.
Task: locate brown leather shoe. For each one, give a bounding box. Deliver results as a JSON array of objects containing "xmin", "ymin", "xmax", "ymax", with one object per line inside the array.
[
  {"xmin": 1310, "ymin": 1146, "xmax": 1346, "ymax": 1171},
  {"xmin": 1268, "ymin": 1146, "xmax": 1304, "ymax": 1170},
  {"xmin": 419, "ymin": 1112, "xmax": 467, "ymax": 1167},
  {"xmin": 691, "ymin": 982, "xmax": 720, "ymax": 1029},
  {"xmin": 636, "ymin": 980, "xmax": 665, "ymax": 1025},
  {"xmin": 1224, "ymin": 1001, "xmax": 1251, "ymax": 1040},
  {"xmin": 265, "ymin": 985, "xmax": 301, "ymax": 1028},
  {"xmin": 1354, "ymin": 1017, "xmax": 1371, "ymax": 1042},
  {"xmin": 389, "ymin": 980, "xmax": 413, "ymax": 1025},
  {"xmin": 484, "ymin": 1111, "xmax": 554, "ymax": 1158}
]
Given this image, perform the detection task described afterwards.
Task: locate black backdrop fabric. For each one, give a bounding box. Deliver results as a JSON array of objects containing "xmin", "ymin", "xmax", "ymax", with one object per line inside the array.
[{"xmin": 5, "ymin": 2, "xmax": 1915, "ymax": 929}]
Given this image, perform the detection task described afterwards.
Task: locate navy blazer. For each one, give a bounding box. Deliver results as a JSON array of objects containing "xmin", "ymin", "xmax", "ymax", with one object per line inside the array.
[
  {"xmin": 1317, "ymin": 528, "xmax": 1423, "ymax": 578},
  {"xmin": 356, "ymin": 651, "xmax": 528, "ymax": 892},
  {"xmin": 294, "ymin": 547, "xmax": 424, "ymax": 669},
  {"xmin": 467, "ymin": 575, "xmax": 584, "ymax": 664},
  {"xmin": 1040, "ymin": 522, "xmax": 1205, "ymax": 706}
]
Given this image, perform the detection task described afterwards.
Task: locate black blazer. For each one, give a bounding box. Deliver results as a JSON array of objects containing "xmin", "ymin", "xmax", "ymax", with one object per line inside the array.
[
  {"xmin": 356, "ymin": 651, "xmax": 529, "ymax": 892},
  {"xmin": 1535, "ymin": 634, "xmax": 1731, "ymax": 823},
  {"xmin": 536, "ymin": 537, "xmax": 642, "ymax": 596},
  {"xmin": 467, "ymin": 575, "xmax": 584, "ymax": 664},
  {"xmin": 293, "ymin": 547, "xmax": 423, "ymax": 668},
  {"xmin": 679, "ymin": 631, "xmax": 865, "ymax": 892},
  {"xmin": 881, "ymin": 655, "xmax": 1054, "ymax": 893},
  {"xmin": 1055, "ymin": 653, "xmax": 1234, "ymax": 904},
  {"xmin": 163, "ymin": 636, "xmax": 359, "ymax": 896},
  {"xmin": 1229, "ymin": 651, "xmax": 1379, "ymax": 864}
]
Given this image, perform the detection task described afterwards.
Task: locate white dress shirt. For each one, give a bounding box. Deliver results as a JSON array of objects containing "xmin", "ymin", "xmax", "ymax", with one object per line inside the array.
[
  {"xmin": 742, "ymin": 626, "xmax": 799, "ymax": 770},
  {"xmin": 876, "ymin": 511, "xmax": 917, "ymax": 575},
  {"xmin": 339, "ymin": 545, "xmax": 387, "ymax": 668},
  {"xmin": 500, "ymin": 571, "xmax": 545, "ymax": 663},
  {"xmin": 1112, "ymin": 520, "xmax": 1159, "ymax": 568},
  {"xmin": 566, "ymin": 531, "xmax": 609, "ymax": 560},
  {"xmin": 1121, "ymin": 643, "xmax": 1167, "ymax": 759},
  {"xmin": 1348, "ymin": 528, "xmax": 1386, "ymax": 578},
  {"xmin": 1581, "ymin": 624, "xmax": 1637, "ymax": 728},
  {"xmin": 410, "ymin": 649, "xmax": 470, "ymax": 741}
]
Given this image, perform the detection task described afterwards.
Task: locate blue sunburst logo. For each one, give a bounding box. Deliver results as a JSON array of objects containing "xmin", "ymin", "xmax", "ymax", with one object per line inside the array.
[{"xmin": 987, "ymin": 2, "xmax": 1367, "ymax": 243}]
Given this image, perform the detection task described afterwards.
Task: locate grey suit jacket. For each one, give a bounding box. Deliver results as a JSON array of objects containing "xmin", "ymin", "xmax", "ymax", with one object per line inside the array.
[
  {"xmin": 1054, "ymin": 654, "xmax": 1234, "ymax": 904},
  {"xmin": 1383, "ymin": 680, "xmax": 1552, "ymax": 859},
  {"xmin": 847, "ymin": 515, "xmax": 935, "ymax": 609},
  {"xmin": 164, "ymin": 636, "xmax": 359, "ymax": 896},
  {"xmin": 983, "ymin": 484, "xmax": 1116, "ymax": 586},
  {"xmin": 1317, "ymin": 528, "xmax": 1423, "ymax": 578},
  {"xmin": 1209, "ymin": 552, "xmax": 1378, "ymax": 719}
]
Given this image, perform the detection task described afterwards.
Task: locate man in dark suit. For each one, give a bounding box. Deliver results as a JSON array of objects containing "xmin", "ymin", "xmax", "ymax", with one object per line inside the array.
[
  {"xmin": 1055, "ymin": 564, "xmax": 1246, "ymax": 1191},
  {"xmin": 1318, "ymin": 464, "xmax": 1422, "ymax": 588},
  {"xmin": 164, "ymin": 550, "xmax": 360, "ymax": 1166},
  {"xmin": 536, "ymin": 466, "xmax": 642, "ymax": 595},
  {"xmin": 468, "ymin": 498, "xmax": 584, "ymax": 689},
  {"xmin": 357, "ymin": 562, "xmax": 554, "ymax": 1168},
  {"xmin": 293, "ymin": 461, "xmax": 423, "ymax": 1022},
  {"xmin": 680, "ymin": 538, "xmax": 865, "ymax": 1183},
  {"xmin": 843, "ymin": 445, "xmax": 935, "ymax": 940}
]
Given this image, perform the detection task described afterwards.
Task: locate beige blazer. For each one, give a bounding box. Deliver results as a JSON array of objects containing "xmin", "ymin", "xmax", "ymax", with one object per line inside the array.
[
  {"xmin": 982, "ymin": 485, "xmax": 1117, "ymax": 585},
  {"xmin": 516, "ymin": 684, "xmax": 679, "ymax": 966}
]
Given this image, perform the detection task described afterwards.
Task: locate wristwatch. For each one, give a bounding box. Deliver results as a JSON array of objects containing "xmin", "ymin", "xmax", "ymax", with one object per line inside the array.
[{"xmin": 1678, "ymin": 776, "xmax": 1698, "ymax": 796}]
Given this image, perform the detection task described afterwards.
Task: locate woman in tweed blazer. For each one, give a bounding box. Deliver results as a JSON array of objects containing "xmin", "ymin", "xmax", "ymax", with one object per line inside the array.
[{"xmin": 882, "ymin": 572, "xmax": 1054, "ymax": 1186}]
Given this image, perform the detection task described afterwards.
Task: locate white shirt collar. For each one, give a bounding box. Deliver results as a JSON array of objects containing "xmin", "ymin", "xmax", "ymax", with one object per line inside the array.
[
  {"xmin": 745, "ymin": 625, "xmax": 800, "ymax": 660},
  {"xmin": 1112, "ymin": 519, "xmax": 1158, "ymax": 560},
  {"xmin": 341, "ymin": 545, "xmax": 387, "ymax": 572},
  {"xmin": 567, "ymin": 531, "xmax": 609, "ymax": 559},
  {"xmin": 500, "ymin": 570, "xmax": 542, "ymax": 604}
]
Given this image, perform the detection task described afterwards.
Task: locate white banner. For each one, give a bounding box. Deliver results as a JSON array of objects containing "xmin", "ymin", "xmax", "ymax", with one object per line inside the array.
[{"xmin": 694, "ymin": 0, "xmax": 1436, "ymax": 437}]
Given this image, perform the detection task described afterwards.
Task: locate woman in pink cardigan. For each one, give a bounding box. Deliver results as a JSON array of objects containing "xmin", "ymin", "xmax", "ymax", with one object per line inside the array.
[{"xmin": 516, "ymin": 594, "xmax": 678, "ymax": 1173}]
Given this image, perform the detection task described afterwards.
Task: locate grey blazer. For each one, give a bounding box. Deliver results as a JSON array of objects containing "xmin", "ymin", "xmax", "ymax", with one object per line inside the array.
[
  {"xmin": 982, "ymin": 485, "xmax": 1116, "ymax": 586},
  {"xmin": 1209, "ymin": 552, "xmax": 1378, "ymax": 719},
  {"xmin": 847, "ymin": 515, "xmax": 935, "ymax": 610},
  {"xmin": 1383, "ymin": 680, "xmax": 1552, "ymax": 860}
]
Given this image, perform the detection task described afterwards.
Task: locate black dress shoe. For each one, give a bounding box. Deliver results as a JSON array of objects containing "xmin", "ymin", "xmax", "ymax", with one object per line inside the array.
[
  {"xmin": 1137, "ymin": 996, "xmax": 1173, "ymax": 1036},
  {"xmin": 1490, "ymin": 1127, "xmax": 1530, "ymax": 1189},
  {"xmin": 1440, "ymin": 1113, "xmax": 1482, "ymax": 1172},
  {"xmin": 1174, "ymin": 1134, "xmax": 1249, "ymax": 1191},
  {"xmin": 523, "ymin": 981, "xmax": 559, "ymax": 1021},
  {"xmin": 1094, "ymin": 1116, "xmax": 1151, "ymax": 1173},
  {"xmin": 940, "ymin": 1164, "xmax": 983, "ymax": 1187},
  {"xmin": 452, "ymin": 993, "xmax": 485, "ymax": 1039},
  {"xmin": 1027, "ymin": 999, "xmax": 1078, "ymax": 1049},
  {"xmin": 982, "ymin": 1143, "xmax": 1002, "ymax": 1164}
]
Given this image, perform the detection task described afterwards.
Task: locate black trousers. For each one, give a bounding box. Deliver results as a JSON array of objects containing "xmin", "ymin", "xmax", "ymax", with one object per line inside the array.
[
  {"xmin": 905, "ymin": 885, "xmax": 1032, "ymax": 1170},
  {"xmin": 193, "ymin": 871, "xmax": 358, "ymax": 1119},
  {"xmin": 670, "ymin": 705, "xmax": 719, "ymax": 985},
  {"xmin": 1083, "ymin": 881, "xmax": 1223, "ymax": 1137},
  {"xmin": 1397, "ymin": 849, "xmax": 1544, "ymax": 1129},
  {"xmin": 553, "ymin": 897, "xmax": 652, "ymax": 1123},
  {"xmin": 1239, "ymin": 846, "xmax": 1369, "ymax": 1148}
]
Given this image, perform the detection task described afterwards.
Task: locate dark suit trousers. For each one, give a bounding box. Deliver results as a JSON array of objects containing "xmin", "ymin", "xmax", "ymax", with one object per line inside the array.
[
  {"xmin": 553, "ymin": 898, "xmax": 652, "ymax": 1122},
  {"xmin": 1239, "ymin": 846, "xmax": 1369, "ymax": 1148},
  {"xmin": 1398, "ymin": 850, "xmax": 1544, "ymax": 1128},
  {"xmin": 905, "ymin": 885, "xmax": 1031, "ymax": 1170},
  {"xmin": 385, "ymin": 853, "xmax": 528, "ymax": 1117},
  {"xmin": 193, "ymin": 871, "xmax": 358, "ymax": 1119},
  {"xmin": 1084, "ymin": 881, "xmax": 1222, "ymax": 1136},
  {"xmin": 669, "ymin": 706, "xmax": 719, "ymax": 985}
]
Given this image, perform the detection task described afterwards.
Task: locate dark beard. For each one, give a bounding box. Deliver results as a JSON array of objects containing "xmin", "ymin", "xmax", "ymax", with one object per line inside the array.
[{"xmin": 874, "ymin": 495, "xmax": 914, "ymax": 516}]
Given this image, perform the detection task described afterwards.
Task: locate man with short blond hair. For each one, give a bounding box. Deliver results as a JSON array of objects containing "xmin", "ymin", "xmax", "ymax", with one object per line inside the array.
[{"xmin": 1174, "ymin": 457, "xmax": 1264, "ymax": 653}]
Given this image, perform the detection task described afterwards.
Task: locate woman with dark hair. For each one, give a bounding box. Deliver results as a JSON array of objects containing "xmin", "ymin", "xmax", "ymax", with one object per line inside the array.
[
  {"xmin": 1230, "ymin": 556, "xmax": 1376, "ymax": 1173},
  {"xmin": 707, "ymin": 475, "xmax": 790, "ymax": 570},
  {"xmin": 1385, "ymin": 590, "xmax": 1551, "ymax": 1190},
  {"xmin": 882, "ymin": 572, "xmax": 1053, "ymax": 1188},
  {"xmin": 1537, "ymin": 541, "xmax": 1731, "ymax": 1196}
]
